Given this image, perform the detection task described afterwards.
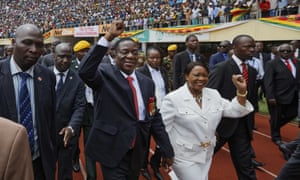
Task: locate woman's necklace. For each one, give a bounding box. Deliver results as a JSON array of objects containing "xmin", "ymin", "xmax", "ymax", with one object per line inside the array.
[{"xmin": 195, "ymin": 94, "xmax": 202, "ymax": 104}]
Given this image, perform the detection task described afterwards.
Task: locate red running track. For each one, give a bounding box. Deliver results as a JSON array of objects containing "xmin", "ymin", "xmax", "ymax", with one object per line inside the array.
[{"xmin": 69, "ymin": 113, "xmax": 299, "ymax": 180}]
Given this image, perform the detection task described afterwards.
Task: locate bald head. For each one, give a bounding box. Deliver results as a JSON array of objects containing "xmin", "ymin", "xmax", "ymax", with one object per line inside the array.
[
  {"xmin": 13, "ymin": 24, "xmax": 44, "ymax": 71},
  {"xmin": 15, "ymin": 24, "xmax": 42, "ymax": 39},
  {"xmin": 54, "ymin": 43, "xmax": 73, "ymax": 72}
]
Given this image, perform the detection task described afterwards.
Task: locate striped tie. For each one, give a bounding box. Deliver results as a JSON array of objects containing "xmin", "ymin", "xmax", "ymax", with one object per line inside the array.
[{"xmin": 19, "ymin": 72, "xmax": 34, "ymax": 155}]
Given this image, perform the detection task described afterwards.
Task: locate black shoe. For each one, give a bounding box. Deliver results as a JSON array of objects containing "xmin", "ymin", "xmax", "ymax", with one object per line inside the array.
[
  {"xmin": 72, "ymin": 159, "xmax": 80, "ymax": 172},
  {"xmin": 278, "ymin": 143, "xmax": 292, "ymax": 161},
  {"xmin": 152, "ymin": 167, "xmax": 163, "ymax": 180},
  {"xmin": 252, "ymin": 159, "xmax": 265, "ymax": 168},
  {"xmin": 140, "ymin": 168, "xmax": 151, "ymax": 180}
]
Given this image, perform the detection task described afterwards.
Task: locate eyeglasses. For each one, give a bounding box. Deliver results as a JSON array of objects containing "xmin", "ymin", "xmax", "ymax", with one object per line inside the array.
[
  {"xmin": 219, "ymin": 45, "xmax": 228, "ymax": 48},
  {"xmin": 279, "ymin": 50, "xmax": 292, "ymax": 53}
]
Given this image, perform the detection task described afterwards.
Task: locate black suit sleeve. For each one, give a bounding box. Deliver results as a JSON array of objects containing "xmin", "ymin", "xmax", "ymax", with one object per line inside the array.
[{"xmin": 78, "ymin": 45, "xmax": 108, "ymax": 89}]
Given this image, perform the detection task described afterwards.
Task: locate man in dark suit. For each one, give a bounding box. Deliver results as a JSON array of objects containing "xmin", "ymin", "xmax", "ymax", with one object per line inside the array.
[
  {"xmin": 290, "ymin": 40, "xmax": 300, "ymax": 61},
  {"xmin": 53, "ymin": 43, "xmax": 86, "ymax": 180},
  {"xmin": 40, "ymin": 38, "xmax": 61, "ymax": 67},
  {"xmin": 137, "ymin": 46, "xmax": 169, "ymax": 180},
  {"xmin": 209, "ymin": 40, "xmax": 232, "ymax": 71},
  {"xmin": 71, "ymin": 40, "xmax": 99, "ymax": 179},
  {"xmin": 264, "ymin": 43, "xmax": 299, "ymax": 146},
  {"xmin": 78, "ymin": 21, "xmax": 174, "ymax": 180},
  {"xmin": 276, "ymin": 132, "xmax": 300, "ymax": 180},
  {"xmin": 173, "ymin": 34, "xmax": 206, "ymax": 89},
  {"xmin": 207, "ymin": 34, "xmax": 259, "ymax": 180},
  {"xmin": 0, "ymin": 24, "xmax": 56, "ymax": 180},
  {"xmin": 70, "ymin": 40, "xmax": 92, "ymax": 174}
]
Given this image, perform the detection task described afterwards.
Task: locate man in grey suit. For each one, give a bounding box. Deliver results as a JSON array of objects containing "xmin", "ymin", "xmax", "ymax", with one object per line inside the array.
[
  {"xmin": 53, "ymin": 43, "xmax": 86, "ymax": 180},
  {"xmin": 0, "ymin": 24, "xmax": 56, "ymax": 180}
]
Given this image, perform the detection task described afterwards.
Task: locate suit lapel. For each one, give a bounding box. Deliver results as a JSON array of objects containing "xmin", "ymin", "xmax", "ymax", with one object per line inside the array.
[
  {"xmin": 136, "ymin": 74, "xmax": 149, "ymax": 114},
  {"xmin": 1, "ymin": 60, "xmax": 18, "ymax": 122}
]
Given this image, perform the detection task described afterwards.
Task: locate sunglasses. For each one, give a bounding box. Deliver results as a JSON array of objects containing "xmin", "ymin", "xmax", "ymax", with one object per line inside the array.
[
  {"xmin": 279, "ymin": 50, "xmax": 292, "ymax": 53},
  {"xmin": 219, "ymin": 45, "xmax": 228, "ymax": 48}
]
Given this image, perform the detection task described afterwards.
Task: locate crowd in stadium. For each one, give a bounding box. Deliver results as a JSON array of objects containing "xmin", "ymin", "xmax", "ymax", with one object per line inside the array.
[{"xmin": 0, "ymin": 0, "xmax": 299, "ymax": 38}]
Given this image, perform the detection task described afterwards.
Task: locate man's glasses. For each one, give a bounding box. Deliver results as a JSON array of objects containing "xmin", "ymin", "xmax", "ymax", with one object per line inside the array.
[
  {"xmin": 279, "ymin": 50, "xmax": 292, "ymax": 53},
  {"xmin": 219, "ymin": 45, "xmax": 228, "ymax": 48}
]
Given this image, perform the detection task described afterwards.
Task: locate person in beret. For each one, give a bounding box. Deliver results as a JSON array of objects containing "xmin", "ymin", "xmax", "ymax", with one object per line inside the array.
[{"xmin": 163, "ymin": 44, "xmax": 178, "ymax": 91}]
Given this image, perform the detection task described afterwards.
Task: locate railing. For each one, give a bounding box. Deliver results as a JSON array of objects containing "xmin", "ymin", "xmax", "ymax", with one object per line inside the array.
[{"xmin": 0, "ymin": 6, "xmax": 299, "ymax": 39}]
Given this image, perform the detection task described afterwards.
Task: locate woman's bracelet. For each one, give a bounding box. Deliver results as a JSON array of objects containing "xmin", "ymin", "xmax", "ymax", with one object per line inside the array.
[{"xmin": 236, "ymin": 90, "xmax": 248, "ymax": 97}]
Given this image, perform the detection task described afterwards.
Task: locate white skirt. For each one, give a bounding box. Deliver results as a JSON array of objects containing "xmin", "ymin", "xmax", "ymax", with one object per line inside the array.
[{"xmin": 172, "ymin": 157, "xmax": 212, "ymax": 180}]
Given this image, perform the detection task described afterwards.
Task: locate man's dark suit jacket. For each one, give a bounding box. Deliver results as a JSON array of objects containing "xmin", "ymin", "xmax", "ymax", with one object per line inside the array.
[
  {"xmin": 40, "ymin": 53, "xmax": 55, "ymax": 67},
  {"xmin": 137, "ymin": 64, "xmax": 169, "ymax": 95},
  {"xmin": 264, "ymin": 57, "xmax": 300, "ymax": 105},
  {"xmin": 78, "ymin": 45, "xmax": 174, "ymax": 169},
  {"xmin": 173, "ymin": 50, "xmax": 206, "ymax": 89},
  {"xmin": 209, "ymin": 52, "xmax": 227, "ymax": 71},
  {"xmin": 0, "ymin": 58, "xmax": 56, "ymax": 180},
  {"xmin": 54, "ymin": 68, "xmax": 85, "ymax": 139},
  {"xmin": 207, "ymin": 58, "xmax": 257, "ymax": 138}
]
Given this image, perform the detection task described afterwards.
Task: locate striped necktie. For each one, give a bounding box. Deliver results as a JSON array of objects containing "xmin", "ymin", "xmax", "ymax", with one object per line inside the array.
[{"xmin": 19, "ymin": 72, "xmax": 34, "ymax": 155}]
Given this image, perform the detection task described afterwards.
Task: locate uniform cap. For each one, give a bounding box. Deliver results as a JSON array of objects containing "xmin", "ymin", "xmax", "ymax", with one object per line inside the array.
[
  {"xmin": 167, "ymin": 44, "xmax": 178, "ymax": 51},
  {"xmin": 73, "ymin": 40, "xmax": 91, "ymax": 52}
]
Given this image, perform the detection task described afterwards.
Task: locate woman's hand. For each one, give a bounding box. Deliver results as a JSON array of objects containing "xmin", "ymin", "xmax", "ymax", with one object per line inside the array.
[{"xmin": 232, "ymin": 74, "xmax": 247, "ymax": 94}]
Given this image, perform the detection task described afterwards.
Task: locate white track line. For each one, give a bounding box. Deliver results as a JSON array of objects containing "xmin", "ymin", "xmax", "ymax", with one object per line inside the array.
[{"xmin": 221, "ymin": 147, "xmax": 277, "ymax": 178}]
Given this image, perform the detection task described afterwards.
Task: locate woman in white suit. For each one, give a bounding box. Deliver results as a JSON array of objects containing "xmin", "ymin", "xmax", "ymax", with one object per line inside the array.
[{"xmin": 160, "ymin": 61, "xmax": 254, "ymax": 180}]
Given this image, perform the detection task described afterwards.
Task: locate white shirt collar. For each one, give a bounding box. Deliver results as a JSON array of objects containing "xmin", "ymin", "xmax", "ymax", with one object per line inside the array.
[{"xmin": 10, "ymin": 56, "xmax": 34, "ymax": 77}]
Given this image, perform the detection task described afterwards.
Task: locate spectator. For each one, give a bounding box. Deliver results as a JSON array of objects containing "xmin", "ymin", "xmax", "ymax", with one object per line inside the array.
[{"xmin": 259, "ymin": 0, "xmax": 271, "ymax": 17}]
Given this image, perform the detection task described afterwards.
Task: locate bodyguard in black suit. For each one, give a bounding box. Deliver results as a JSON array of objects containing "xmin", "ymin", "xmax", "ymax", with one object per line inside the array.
[
  {"xmin": 0, "ymin": 24, "xmax": 56, "ymax": 180},
  {"xmin": 137, "ymin": 46, "xmax": 169, "ymax": 180},
  {"xmin": 173, "ymin": 34, "xmax": 206, "ymax": 89},
  {"xmin": 276, "ymin": 132, "xmax": 300, "ymax": 180},
  {"xmin": 78, "ymin": 21, "xmax": 174, "ymax": 180},
  {"xmin": 53, "ymin": 43, "xmax": 86, "ymax": 180},
  {"xmin": 207, "ymin": 35, "xmax": 258, "ymax": 180},
  {"xmin": 264, "ymin": 43, "xmax": 299, "ymax": 145}
]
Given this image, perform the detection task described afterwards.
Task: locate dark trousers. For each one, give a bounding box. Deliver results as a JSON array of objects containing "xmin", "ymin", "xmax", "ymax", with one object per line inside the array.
[
  {"xmin": 276, "ymin": 133, "xmax": 300, "ymax": 180},
  {"xmin": 33, "ymin": 157, "xmax": 46, "ymax": 180},
  {"xmin": 101, "ymin": 150, "xmax": 139, "ymax": 180},
  {"xmin": 214, "ymin": 121, "xmax": 257, "ymax": 180},
  {"xmin": 83, "ymin": 125, "xmax": 97, "ymax": 180},
  {"xmin": 57, "ymin": 141, "xmax": 74, "ymax": 180},
  {"xmin": 142, "ymin": 134, "xmax": 161, "ymax": 169},
  {"xmin": 268, "ymin": 99, "xmax": 298, "ymax": 141}
]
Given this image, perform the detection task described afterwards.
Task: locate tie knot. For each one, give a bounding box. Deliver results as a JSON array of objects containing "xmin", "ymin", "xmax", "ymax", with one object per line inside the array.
[
  {"xmin": 127, "ymin": 76, "xmax": 133, "ymax": 82},
  {"xmin": 19, "ymin": 72, "xmax": 30, "ymax": 80},
  {"xmin": 58, "ymin": 72, "xmax": 64, "ymax": 77}
]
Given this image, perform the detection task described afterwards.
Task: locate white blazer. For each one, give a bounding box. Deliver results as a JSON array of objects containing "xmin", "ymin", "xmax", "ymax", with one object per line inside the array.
[{"xmin": 160, "ymin": 84, "xmax": 253, "ymax": 164}]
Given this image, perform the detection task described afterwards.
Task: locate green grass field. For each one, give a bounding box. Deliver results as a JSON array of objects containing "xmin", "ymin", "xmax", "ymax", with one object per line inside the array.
[{"xmin": 258, "ymin": 98, "xmax": 269, "ymax": 115}]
